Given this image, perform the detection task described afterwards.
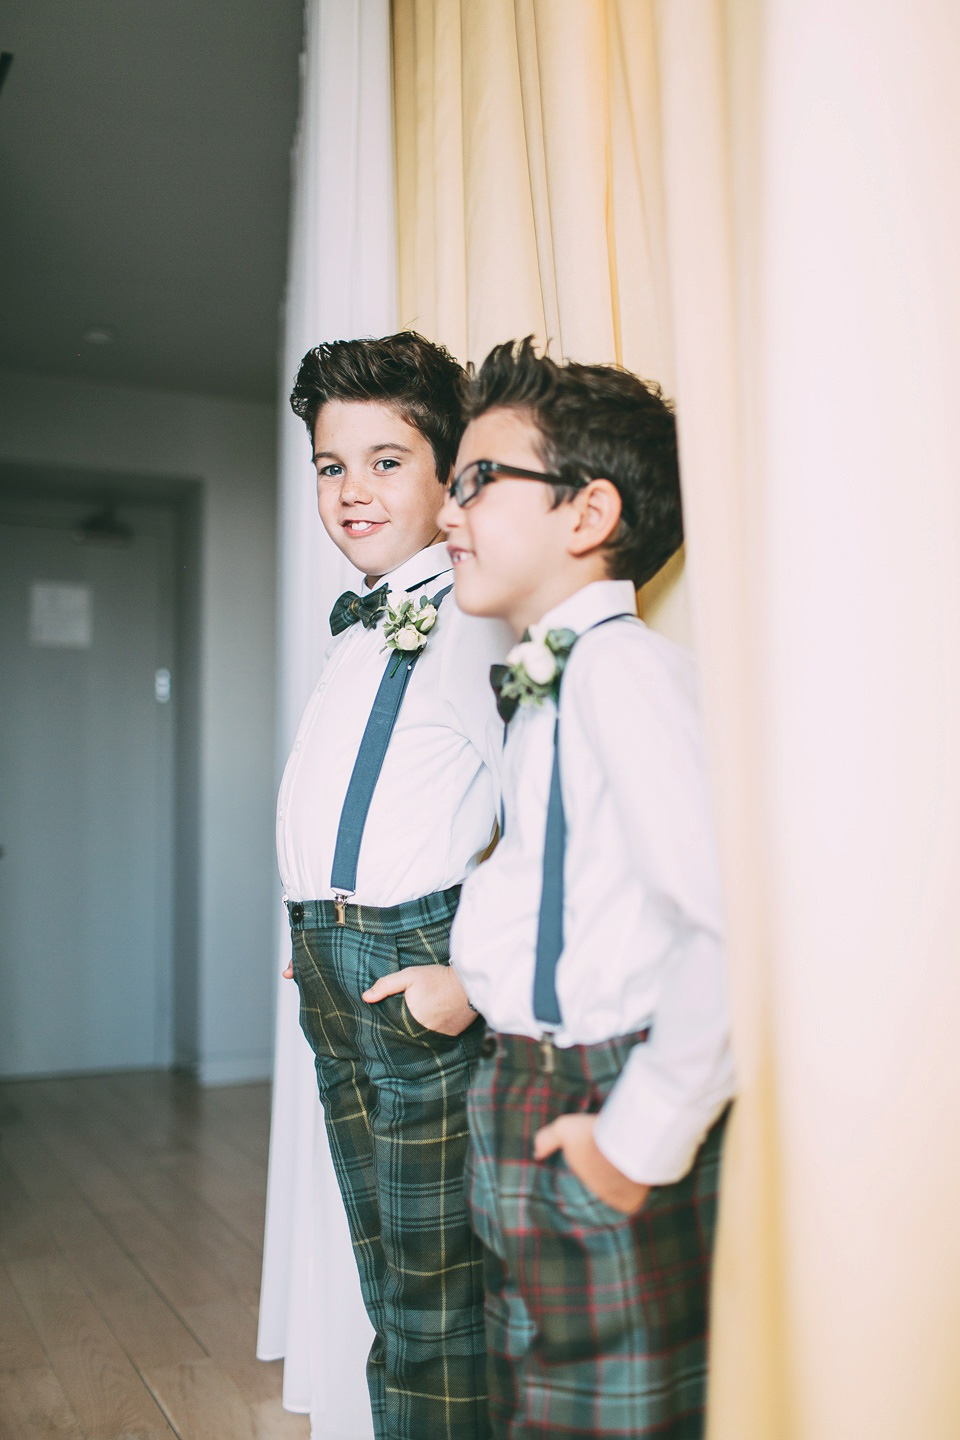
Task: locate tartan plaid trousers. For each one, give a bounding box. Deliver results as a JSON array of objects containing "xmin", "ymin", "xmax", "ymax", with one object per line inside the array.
[
  {"xmin": 466, "ymin": 1031, "xmax": 728, "ymax": 1439},
  {"xmin": 289, "ymin": 887, "xmax": 489, "ymax": 1440}
]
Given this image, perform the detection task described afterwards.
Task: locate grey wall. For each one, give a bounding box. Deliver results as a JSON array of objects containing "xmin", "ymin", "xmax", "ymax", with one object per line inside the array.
[{"xmin": 0, "ymin": 369, "xmax": 278, "ymax": 1084}]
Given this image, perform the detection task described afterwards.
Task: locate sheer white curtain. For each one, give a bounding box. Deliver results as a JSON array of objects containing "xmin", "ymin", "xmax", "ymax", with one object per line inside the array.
[{"xmin": 257, "ymin": 3, "xmax": 395, "ymax": 1435}]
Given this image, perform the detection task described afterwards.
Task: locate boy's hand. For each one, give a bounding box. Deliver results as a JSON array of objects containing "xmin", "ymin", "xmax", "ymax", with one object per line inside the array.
[
  {"xmin": 282, "ymin": 962, "xmax": 293, "ymax": 979},
  {"xmin": 534, "ymin": 1115, "xmax": 650, "ymax": 1215},
  {"xmin": 362, "ymin": 965, "xmax": 477, "ymax": 1037}
]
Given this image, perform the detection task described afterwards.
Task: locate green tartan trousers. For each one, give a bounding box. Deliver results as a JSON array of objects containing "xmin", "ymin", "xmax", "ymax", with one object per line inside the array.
[
  {"xmin": 466, "ymin": 1030, "xmax": 728, "ymax": 1439},
  {"xmin": 288, "ymin": 886, "xmax": 489, "ymax": 1440}
]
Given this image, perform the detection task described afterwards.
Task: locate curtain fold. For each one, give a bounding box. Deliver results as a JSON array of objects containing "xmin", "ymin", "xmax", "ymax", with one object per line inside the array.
[
  {"xmin": 393, "ymin": 3, "xmax": 960, "ymax": 1437},
  {"xmin": 750, "ymin": 4, "xmax": 960, "ymax": 1434},
  {"xmin": 653, "ymin": 6, "xmax": 786, "ymax": 1433},
  {"xmin": 257, "ymin": 3, "xmax": 395, "ymax": 1436}
]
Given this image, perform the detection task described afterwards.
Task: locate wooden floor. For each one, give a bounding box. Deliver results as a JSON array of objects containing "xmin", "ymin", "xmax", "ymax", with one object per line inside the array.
[{"xmin": 0, "ymin": 1070, "xmax": 310, "ymax": 1440}]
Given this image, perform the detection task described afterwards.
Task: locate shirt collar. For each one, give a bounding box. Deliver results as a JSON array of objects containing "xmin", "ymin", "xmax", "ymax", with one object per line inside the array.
[
  {"xmin": 533, "ymin": 579, "xmax": 638, "ymax": 638},
  {"xmin": 363, "ymin": 540, "xmax": 452, "ymax": 595}
]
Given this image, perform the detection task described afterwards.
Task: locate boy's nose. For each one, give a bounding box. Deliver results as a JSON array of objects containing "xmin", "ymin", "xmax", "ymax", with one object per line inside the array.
[
  {"xmin": 339, "ymin": 473, "xmax": 372, "ymax": 503},
  {"xmin": 438, "ymin": 489, "xmax": 459, "ymax": 531}
]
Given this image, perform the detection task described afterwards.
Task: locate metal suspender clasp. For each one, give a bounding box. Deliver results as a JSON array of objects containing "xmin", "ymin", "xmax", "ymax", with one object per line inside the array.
[
  {"xmin": 333, "ymin": 890, "xmax": 352, "ymax": 926},
  {"xmin": 538, "ymin": 1031, "xmax": 556, "ymax": 1076}
]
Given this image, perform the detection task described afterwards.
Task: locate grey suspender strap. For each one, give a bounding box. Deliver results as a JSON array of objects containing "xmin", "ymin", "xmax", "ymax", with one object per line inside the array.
[
  {"xmin": 532, "ymin": 718, "xmax": 566, "ymax": 1024},
  {"xmin": 532, "ymin": 611, "xmax": 636, "ymax": 1028},
  {"xmin": 329, "ymin": 583, "xmax": 453, "ymax": 914}
]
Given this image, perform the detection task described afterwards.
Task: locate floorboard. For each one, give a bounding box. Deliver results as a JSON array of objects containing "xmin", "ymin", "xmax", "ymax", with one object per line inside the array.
[
  {"xmin": 0, "ymin": 1366, "xmax": 84, "ymax": 1440},
  {"xmin": 0, "ymin": 1072, "xmax": 309, "ymax": 1440},
  {"xmin": 0, "ymin": 1262, "xmax": 47, "ymax": 1373}
]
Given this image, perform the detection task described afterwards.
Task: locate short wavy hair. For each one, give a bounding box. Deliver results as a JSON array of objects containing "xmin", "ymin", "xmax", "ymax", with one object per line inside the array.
[
  {"xmin": 463, "ymin": 338, "xmax": 683, "ymax": 587},
  {"xmin": 290, "ymin": 332, "xmax": 465, "ymax": 481}
]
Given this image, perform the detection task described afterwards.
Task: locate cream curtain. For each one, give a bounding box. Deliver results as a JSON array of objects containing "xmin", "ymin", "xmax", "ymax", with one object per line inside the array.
[
  {"xmin": 393, "ymin": 0, "xmax": 689, "ymax": 640},
  {"xmin": 257, "ymin": 2, "xmax": 394, "ymax": 1435},
  {"xmin": 392, "ymin": 3, "xmax": 960, "ymax": 1438}
]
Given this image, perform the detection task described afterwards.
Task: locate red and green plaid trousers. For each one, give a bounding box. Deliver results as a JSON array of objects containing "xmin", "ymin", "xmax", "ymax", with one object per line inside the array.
[
  {"xmin": 466, "ymin": 1030, "xmax": 728, "ymax": 1439},
  {"xmin": 289, "ymin": 887, "xmax": 489, "ymax": 1440}
]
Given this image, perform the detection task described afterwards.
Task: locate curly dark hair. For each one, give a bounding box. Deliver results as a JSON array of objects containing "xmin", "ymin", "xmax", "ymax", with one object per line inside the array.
[
  {"xmin": 290, "ymin": 332, "xmax": 466, "ymax": 482},
  {"xmin": 463, "ymin": 338, "xmax": 683, "ymax": 587}
]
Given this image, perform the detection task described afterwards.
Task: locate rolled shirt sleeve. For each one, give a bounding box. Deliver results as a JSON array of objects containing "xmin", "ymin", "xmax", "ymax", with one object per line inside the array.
[{"xmin": 570, "ymin": 633, "xmax": 735, "ymax": 1184}]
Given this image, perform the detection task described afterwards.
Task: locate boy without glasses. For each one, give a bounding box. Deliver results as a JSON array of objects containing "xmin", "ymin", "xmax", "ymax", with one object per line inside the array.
[
  {"xmin": 278, "ymin": 332, "xmax": 509, "ymax": 1440},
  {"xmin": 440, "ymin": 339, "xmax": 735, "ymax": 1439}
]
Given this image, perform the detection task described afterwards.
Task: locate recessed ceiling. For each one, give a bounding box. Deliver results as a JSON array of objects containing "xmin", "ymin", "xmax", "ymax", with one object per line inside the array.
[{"xmin": 0, "ymin": 0, "xmax": 304, "ymax": 402}]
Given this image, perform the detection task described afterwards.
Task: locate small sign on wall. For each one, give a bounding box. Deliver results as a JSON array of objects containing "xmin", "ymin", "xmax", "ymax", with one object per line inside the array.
[{"xmin": 30, "ymin": 583, "xmax": 93, "ymax": 648}]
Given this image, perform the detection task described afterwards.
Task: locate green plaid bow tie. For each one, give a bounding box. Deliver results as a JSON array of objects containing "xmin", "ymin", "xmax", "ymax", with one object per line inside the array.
[{"xmin": 329, "ymin": 583, "xmax": 390, "ymax": 636}]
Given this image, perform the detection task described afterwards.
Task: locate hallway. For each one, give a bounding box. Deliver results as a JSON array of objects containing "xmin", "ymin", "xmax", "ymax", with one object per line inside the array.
[{"xmin": 0, "ymin": 1071, "xmax": 307, "ymax": 1439}]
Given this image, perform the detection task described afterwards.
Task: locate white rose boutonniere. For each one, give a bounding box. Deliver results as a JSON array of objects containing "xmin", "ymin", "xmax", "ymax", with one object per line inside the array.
[
  {"xmin": 509, "ymin": 638, "xmax": 557, "ymax": 687},
  {"xmin": 382, "ymin": 593, "xmax": 443, "ymax": 673},
  {"xmin": 492, "ymin": 626, "xmax": 578, "ymax": 719},
  {"xmin": 395, "ymin": 625, "xmax": 422, "ymax": 651}
]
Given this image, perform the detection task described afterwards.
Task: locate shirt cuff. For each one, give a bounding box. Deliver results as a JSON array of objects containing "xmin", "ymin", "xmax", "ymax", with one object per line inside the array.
[{"xmin": 593, "ymin": 1045, "xmax": 735, "ymax": 1186}]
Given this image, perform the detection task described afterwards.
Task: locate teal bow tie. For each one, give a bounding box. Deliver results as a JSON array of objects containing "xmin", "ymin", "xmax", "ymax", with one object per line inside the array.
[
  {"xmin": 330, "ymin": 584, "xmax": 390, "ymax": 636},
  {"xmin": 489, "ymin": 664, "xmax": 520, "ymax": 723}
]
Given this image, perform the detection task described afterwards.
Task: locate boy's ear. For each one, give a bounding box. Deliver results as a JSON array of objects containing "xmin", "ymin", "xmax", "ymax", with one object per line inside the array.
[{"xmin": 567, "ymin": 478, "xmax": 622, "ymax": 557}]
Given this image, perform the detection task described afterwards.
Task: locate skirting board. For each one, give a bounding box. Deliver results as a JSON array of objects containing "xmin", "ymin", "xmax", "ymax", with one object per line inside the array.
[{"xmin": 196, "ymin": 1051, "xmax": 274, "ymax": 1087}]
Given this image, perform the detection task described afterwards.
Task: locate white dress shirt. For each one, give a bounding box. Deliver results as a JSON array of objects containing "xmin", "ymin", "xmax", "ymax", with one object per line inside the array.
[
  {"xmin": 450, "ymin": 580, "xmax": 735, "ymax": 1185},
  {"xmin": 277, "ymin": 542, "xmax": 512, "ymax": 907}
]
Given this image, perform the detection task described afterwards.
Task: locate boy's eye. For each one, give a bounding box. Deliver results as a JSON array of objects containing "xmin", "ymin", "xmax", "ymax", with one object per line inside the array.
[
  {"xmin": 317, "ymin": 463, "xmax": 344, "ymax": 479},
  {"xmin": 374, "ymin": 457, "xmax": 401, "ymax": 473}
]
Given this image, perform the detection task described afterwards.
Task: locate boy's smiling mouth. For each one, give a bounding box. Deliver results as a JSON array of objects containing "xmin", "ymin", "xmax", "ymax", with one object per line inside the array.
[
  {"xmin": 343, "ymin": 519, "xmax": 386, "ymax": 537},
  {"xmin": 447, "ymin": 543, "xmax": 473, "ymax": 565}
]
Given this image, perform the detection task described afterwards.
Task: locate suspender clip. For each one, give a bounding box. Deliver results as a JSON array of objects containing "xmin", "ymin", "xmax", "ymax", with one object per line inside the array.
[
  {"xmin": 538, "ymin": 1032, "xmax": 556, "ymax": 1076},
  {"xmin": 333, "ymin": 890, "xmax": 352, "ymax": 926}
]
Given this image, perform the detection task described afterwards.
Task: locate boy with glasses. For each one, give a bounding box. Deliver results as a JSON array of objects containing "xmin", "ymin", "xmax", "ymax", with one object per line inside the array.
[{"xmin": 439, "ymin": 339, "xmax": 735, "ymax": 1438}]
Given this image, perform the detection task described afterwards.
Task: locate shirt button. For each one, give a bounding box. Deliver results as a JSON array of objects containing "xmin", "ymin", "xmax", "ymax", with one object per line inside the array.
[
  {"xmin": 294, "ymin": 741, "xmax": 301, "ymax": 751},
  {"xmin": 278, "ymin": 810, "xmax": 284, "ymax": 820}
]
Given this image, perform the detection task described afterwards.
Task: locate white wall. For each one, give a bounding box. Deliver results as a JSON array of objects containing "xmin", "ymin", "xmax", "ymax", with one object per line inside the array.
[{"xmin": 0, "ymin": 369, "xmax": 278, "ymax": 1084}]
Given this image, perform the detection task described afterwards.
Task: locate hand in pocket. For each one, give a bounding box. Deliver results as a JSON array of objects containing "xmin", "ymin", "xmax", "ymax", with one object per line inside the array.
[
  {"xmin": 362, "ymin": 964, "xmax": 477, "ymax": 1036},
  {"xmin": 534, "ymin": 1114, "xmax": 650, "ymax": 1215}
]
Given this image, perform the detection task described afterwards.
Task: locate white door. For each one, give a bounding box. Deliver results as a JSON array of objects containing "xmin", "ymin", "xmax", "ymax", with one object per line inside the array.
[{"xmin": 0, "ymin": 502, "xmax": 175, "ymax": 1077}]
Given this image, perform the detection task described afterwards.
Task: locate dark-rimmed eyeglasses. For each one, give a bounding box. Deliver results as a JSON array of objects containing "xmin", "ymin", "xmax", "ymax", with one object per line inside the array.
[{"xmin": 448, "ymin": 458, "xmax": 587, "ymax": 508}]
